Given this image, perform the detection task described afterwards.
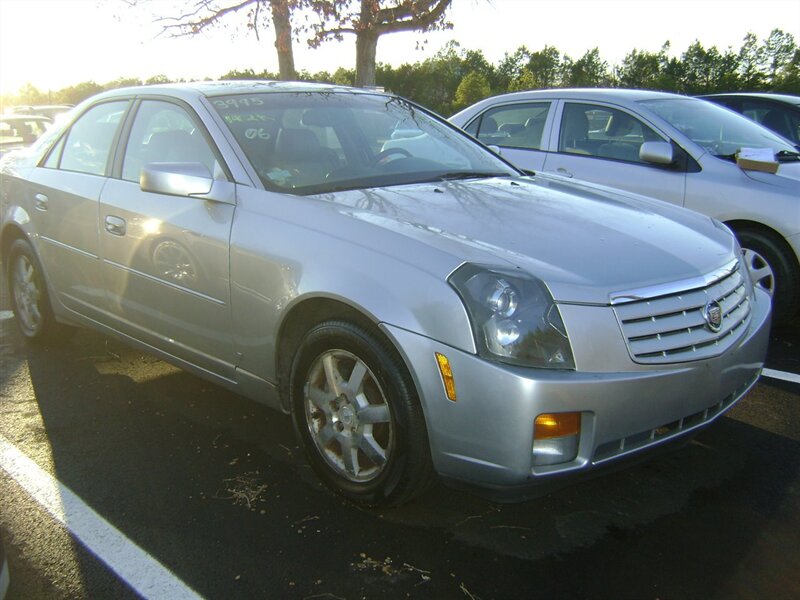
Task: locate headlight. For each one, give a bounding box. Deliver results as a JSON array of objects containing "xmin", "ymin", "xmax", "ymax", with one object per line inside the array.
[{"xmin": 449, "ymin": 264, "xmax": 575, "ymax": 369}]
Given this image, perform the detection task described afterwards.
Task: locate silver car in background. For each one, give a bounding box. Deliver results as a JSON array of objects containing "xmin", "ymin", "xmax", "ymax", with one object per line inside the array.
[
  {"xmin": 451, "ymin": 89, "xmax": 800, "ymax": 322},
  {"xmin": 0, "ymin": 114, "xmax": 53, "ymax": 158},
  {"xmin": 1, "ymin": 82, "xmax": 770, "ymax": 506}
]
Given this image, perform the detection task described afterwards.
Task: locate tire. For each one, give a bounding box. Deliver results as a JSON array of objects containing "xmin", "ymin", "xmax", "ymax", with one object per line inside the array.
[
  {"xmin": 290, "ymin": 320, "xmax": 436, "ymax": 507},
  {"xmin": 6, "ymin": 238, "xmax": 70, "ymax": 343},
  {"xmin": 735, "ymin": 228, "xmax": 799, "ymax": 323}
]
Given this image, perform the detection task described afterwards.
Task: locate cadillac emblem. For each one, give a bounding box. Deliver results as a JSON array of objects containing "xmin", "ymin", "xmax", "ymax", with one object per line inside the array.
[{"xmin": 703, "ymin": 300, "xmax": 723, "ymax": 333}]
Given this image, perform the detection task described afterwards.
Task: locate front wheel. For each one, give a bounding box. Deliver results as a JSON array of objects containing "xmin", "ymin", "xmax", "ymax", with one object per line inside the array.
[{"xmin": 290, "ymin": 321, "xmax": 435, "ymax": 507}]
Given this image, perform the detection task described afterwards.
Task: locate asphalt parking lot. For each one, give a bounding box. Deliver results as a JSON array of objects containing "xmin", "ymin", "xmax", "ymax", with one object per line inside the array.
[{"xmin": 1, "ymin": 291, "xmax": 798, "ymax": 599}]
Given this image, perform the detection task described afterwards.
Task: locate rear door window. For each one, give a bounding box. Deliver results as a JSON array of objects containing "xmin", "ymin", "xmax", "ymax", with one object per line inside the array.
[{"xmin": 468, "ymin": 102, "xmax": 551, "ymax": 150}]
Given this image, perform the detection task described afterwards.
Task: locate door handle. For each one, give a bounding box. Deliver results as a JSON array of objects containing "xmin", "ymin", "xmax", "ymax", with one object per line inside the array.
[
  {"xmin": 556, "ymin": 167, "xmax": 573, "ymax": 178},
  {"xmin": 105, "ymin": 215, "xmax": 127, "ymax": 236},
  {"xmin": 34, "ymin": 193, "xmax": 49, "ymax": 210}
]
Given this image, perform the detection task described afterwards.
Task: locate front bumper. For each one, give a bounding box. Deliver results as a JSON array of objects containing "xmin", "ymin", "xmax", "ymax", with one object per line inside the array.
[{"xmin": 382, "ymin": 287, "xmax": 771, "ymax": 498}]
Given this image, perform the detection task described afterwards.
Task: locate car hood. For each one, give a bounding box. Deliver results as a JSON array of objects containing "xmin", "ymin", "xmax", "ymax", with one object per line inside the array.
[{"xmin": 318, "ymin": 175, "xmax": 735, "ymax": 305}]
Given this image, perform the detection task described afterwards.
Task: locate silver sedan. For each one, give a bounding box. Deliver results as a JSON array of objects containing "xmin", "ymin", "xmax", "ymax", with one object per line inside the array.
[
  {"xmin": 451, "ymin": 89, "xmax": 800, "ymax": 322},
  {"xmin": 1, "ymin": 82, "xmax": 770, "ymax": 506}
]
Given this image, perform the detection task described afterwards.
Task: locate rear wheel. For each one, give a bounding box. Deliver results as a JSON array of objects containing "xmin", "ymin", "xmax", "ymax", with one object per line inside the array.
[
  {"xmin": 735, "ymin": 228, "xmax": 799, "ymax": 323},
  {"xmin": 7, "ymin": 238, "xmax": 69, "ymax": 342},
  {"xmin": 290, "ymin": 320, "xmax": 435, "ymax": 507}
]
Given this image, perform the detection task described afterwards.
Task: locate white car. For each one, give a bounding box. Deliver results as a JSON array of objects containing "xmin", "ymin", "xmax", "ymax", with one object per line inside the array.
[{"xmin": 451, "ymin": 89, "xmax": 800, "ymax": 322}]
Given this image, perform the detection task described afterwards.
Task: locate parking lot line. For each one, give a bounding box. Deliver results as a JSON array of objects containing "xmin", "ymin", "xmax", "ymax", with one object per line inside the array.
[
  {"xmin": 0, "ymin": 435, "xmax": 203, "ymax": 600},
  {"xmin": 762, "ymin": 368, "xmax": 800, "ymax": 385}
]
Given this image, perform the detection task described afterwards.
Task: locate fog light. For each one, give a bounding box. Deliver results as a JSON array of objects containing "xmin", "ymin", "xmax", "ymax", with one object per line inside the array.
[
  {"xmin": 533, "ymin": 412, "xmax": 580, "ymax": 466},
  {"xmin": 435, "ymin": 352, "xmax": 457, "ymax": 402}
]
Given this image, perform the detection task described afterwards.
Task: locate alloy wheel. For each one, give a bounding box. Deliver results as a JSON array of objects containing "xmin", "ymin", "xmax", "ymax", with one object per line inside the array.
[
  {"xmin": 11, "ymin": 253, "xmax": 43, "ymax": 334},
  {"xmin": 303, "ymin": 349, "xmax": 394, "ymax": 483}
]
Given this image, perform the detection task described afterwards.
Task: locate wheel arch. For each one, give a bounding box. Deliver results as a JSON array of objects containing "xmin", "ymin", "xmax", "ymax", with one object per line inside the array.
[
  {"xmin": 274, "ymin": 295, "xmax": 410, "ymax": 412},
  {"xmin": 725, "ymin": 219, "xmax": 800, "ymax": 272},
  {"xmin": 1, "ymin": 220, "xmax": 32, "ymax": 265}
]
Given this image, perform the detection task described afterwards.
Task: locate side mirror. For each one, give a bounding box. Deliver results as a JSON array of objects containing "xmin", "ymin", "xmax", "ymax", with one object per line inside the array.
[
  {"xmin": 487, "ymin": 144, "xmax": 503, "ymax": 156},
  {"xmin": 141, "ymin": 162, "xmax": 234, "ymax": 205},
  {"xmin": 639, "ymin": 141, "xmax": 674, "ymax": 166}
]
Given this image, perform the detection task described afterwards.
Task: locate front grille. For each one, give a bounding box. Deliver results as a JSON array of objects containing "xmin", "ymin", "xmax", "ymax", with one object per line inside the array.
[{"xmin": 612, "ymin": 261, "xmax": 752, "ymax": 364}]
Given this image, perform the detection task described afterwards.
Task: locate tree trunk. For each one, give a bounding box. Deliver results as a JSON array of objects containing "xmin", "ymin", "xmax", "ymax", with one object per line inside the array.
[
  {"xmin": 270, "ymin": 0, "xmax": 295, "ymax": 80},
  {"xmin": 355, "ymin": 31, "xmax": 378, "ymax": 88}
]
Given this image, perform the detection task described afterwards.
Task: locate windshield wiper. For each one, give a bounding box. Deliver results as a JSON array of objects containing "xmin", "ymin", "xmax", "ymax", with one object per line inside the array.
[
  {"xmin": 427, "ymin": 171, "xmax": 511, "ymax": 183},
  {"xmin": 776, "ymin": 150, "xmax": 800, "ymax": 162}
]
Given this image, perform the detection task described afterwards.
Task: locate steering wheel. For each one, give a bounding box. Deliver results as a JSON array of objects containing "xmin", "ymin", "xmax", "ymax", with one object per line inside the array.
[{"xmin": 370, "ymin": 147, "xmax": 412, "ymax": 166}]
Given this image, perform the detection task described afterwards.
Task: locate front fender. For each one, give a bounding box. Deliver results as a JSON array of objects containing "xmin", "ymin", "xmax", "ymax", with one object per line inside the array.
[
  {"xmin": 0, "ymin": 203, "xmax": 36, "ymax": 262},
  {"xmin": 229, "ymin": 189, "xmax": 476, "ymax": 384}
]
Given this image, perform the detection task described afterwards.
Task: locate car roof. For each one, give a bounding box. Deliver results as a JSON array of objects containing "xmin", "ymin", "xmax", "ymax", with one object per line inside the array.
[
  {"xmin": 93, "ymin": 80, "xmax": 374, "ymax": 102},
  {"xmin": 699, "ymin": 92, "xmax": 800, "ymax": 106},
  {"xmin": 0, "ymin": 114, "xmax": 53, "ymax": 122},
  {"xmin": 479, "ymin": 88, "xmax": 687, "ymax": 103}
]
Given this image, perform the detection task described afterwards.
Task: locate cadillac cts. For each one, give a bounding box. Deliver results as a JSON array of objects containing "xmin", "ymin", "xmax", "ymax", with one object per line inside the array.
[{"xmin": 0, "ymin": 82, "xmax": 770, "ymax": 506}]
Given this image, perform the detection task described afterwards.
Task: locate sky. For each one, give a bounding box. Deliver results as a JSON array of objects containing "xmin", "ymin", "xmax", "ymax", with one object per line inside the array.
[{"xmin": 1, "ymin": 0, "xmax": 799, "ymax": 96}]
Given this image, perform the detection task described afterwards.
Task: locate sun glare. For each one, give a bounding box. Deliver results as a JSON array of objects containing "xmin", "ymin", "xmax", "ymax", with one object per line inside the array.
[{"xmin": 1, "ymin": 0, "xmax": 798, "ymax": 96}]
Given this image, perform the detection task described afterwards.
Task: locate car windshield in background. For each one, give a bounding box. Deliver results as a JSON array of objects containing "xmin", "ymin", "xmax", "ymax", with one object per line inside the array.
[
  {"xmin": 210, "ymin": 92, "xmax": 516, "ymax": 195},
  {"xmin": 639, "ymin": 98, "xmax": 798, "ymax": 159}
]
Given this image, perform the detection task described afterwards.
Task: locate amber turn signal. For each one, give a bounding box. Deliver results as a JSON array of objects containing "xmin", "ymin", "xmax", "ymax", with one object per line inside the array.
[
  {"xmin": 534, "ymin": 412, "xmax": 581, "ymax": 440},
  {"xmin": 435, "ymin": 352, "xmax": 457, "ymax": 402}
]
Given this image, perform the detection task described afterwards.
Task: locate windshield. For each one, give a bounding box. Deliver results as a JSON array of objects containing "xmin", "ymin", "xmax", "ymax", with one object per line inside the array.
[
  {"xmin": 210, "ymin": 92, "xmax": 517, "ymax": 194},
  {"xmin": 639, "ymin": 97, "xmax": 797, "ymax": 157}
]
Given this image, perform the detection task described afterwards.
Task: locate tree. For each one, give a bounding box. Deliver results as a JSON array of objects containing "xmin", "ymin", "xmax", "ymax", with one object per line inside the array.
[
  {"xmin": 762, "ymin": 29, "xmax": 797, "ymax": 88},
  {"xmin": 508, "ymin": 69, "xmax": 536, "ymax": 92},
  {"xmin": 495, "ymin": 46, "xmax": 530, "ymax": 91},
  {"xmin": 453, "ymin": 71, "xmax": 490, "ymax": 112},
  {"xmin": 526, "ymin": 46, "xmax": 562, "ymax": 88},
  {"xmin": 678, "ymin": 41, "xmax": 740, "ymax": 94},
  {"xmin": 617, "ymin": 48, "xmax": 665, "ymax": 89},
  {"xmin": 105, "ymin": 77, "xmax": 144, "ymax": 90},
  {"xmin": 657, "ymin": 42, "xmax": 685, "ymax": 92},
  {"xmin": 738, "ymin": 32, "xmax": 766, "ymax": 90},
  {"xmin": 331, "ymin": 66, "xmax": 356, "ymax": 85},
  {"xmin": 15, "ymin": 83, "xmax": 49, "ymax": 106},
  {"xmin": 56, "ymin": 81, "xmax": 104, "ymax": 105},
  {"xmin": 565, "ymin": 48, "xmax": 611, "ymax": 88},
  {"xmin": 379, "ymin": 41, "xmax": 485, "ymax": 115},
  {"xmin": 310, "ymin": 0, "xmax": 453, "ymax": 87},
  {"xmin": 221, "ymin": 67, "xmax": 279, "ymax": 80},
  {"xmin": 126, "ymin": 0, "xmax": 299, "ymax": 80},
  {"xmin": 145, "ymin": 74, "xmax": 175, "ymax": 85},
  {"xmin": 774, "ymin": 47, "xmax": 800, "ymax": 92}
]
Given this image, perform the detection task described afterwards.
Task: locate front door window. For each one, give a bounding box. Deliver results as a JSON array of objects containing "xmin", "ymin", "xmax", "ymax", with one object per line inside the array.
[{"xmin": 559, "ymin": 103, "xmax": 662, "ymax": 163}]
